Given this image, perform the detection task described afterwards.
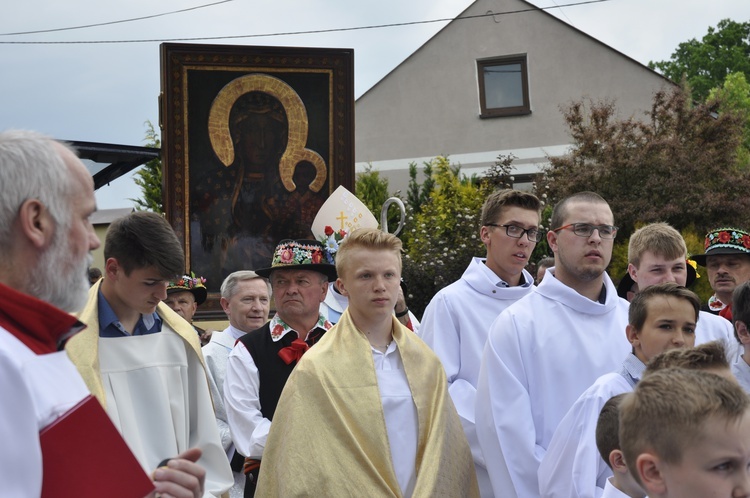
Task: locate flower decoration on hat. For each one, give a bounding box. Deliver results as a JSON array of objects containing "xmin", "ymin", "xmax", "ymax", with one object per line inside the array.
[
  {"xmin": 255, "ymin": 239, "xmax": 337, "ymax": 281},
  {"xmin": 320, "ymin": 225, "xmax": 348, "ymax": 258},
  {"xmin": 167, "ymin": 272, "xmax": 208, "ymax": 305},
  {"xmin": 705, "ymin": 228, "xmax": 750, "ymax": 251}
]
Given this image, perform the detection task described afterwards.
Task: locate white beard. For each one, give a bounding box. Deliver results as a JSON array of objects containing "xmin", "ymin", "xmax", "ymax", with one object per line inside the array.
[{"xmin": 28, "ymin": 223, "xmax": 91, "ymax": 313}]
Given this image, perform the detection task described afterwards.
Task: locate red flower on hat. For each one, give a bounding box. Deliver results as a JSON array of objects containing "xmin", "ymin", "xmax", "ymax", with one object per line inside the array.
[
  {"xmin": 718, "ymin": 231, "xmax": 731, "ymax": 243},
  {"xmin": 311, "ymin": 250, "xmax": 322, "ymax": 264},
  {"xmin": 324, "ymin": 226, "xmax": 334, "ymax": 236},
  {"xmin": 743, "ymin": 235, "xmax": 750, "ymax": 249},
  {"xmin": 280, "ymin": 248, "xmax": 294, "ymax": 263}
]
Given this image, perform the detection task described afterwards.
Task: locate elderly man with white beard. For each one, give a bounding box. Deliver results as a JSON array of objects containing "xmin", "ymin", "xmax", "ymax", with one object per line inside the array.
[{"xmin": 0, "ymin": 131, "xmax": 180, "ymax": 496}]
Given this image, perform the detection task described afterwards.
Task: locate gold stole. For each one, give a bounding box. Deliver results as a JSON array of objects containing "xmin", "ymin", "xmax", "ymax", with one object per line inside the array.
[
  {"xmin": 66, "ymin": 280, "xmax": 206, "ymax": 408},
  {"xmin": 256, "ymin": 309, "xmax": 479, "ymax": 498}
]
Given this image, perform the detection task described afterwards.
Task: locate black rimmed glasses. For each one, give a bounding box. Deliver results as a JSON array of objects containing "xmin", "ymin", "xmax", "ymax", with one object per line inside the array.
[
  {"xmin": 552, "ymin": 223, "xmax": 619, "ymax": 239},
  {"xmin": 485, "ymin": 223, "xmax": 543, "ymax": 243}
]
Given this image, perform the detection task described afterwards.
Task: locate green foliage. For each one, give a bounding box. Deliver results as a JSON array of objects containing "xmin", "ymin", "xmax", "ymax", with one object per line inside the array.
[
  {"xmin": 403, "ymin": 156, "xmax": 488, "ymax": 316},
  {"xmin": 649, "ymin": 19, "xmax": 750, "ymax": 102},
  {"xmin": 541, "ymin": 87, "xmax": 750, "ymax": 241},
  {"xmin": 130, "ymin": 120, "xmax": 163, "ymax": 213},
  {"xmin": 354, "ymin": 164, "xmax": 402, "ymax": 231},
  {"xmin": 708, "ymin": 72, "xmax": 750, "ymax": 167},
  {"xmin": 406, "ymin": 160, "xmax": 434, "ymax": 214}
]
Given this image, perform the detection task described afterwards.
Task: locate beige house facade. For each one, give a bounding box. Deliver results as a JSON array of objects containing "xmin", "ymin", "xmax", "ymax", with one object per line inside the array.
[{"xmin": 355, "ymin": 0, "xmax": 674, "ymax": 193}]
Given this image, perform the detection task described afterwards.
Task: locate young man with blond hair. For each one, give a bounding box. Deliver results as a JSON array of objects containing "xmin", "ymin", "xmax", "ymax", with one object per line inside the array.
[
  {"xmin": 421, "ymin": 188, "xmax": 541, "ymax": 496},
  {"xmin": 620, "ymin": 367, "xmax": 750, "ymax": 498},
  {"xmin": 257, "ymin": 228, "xmax": 478, "ymax": 497},
  {"xmin": 625, "ymin": 223, "xmax": 735, "ymax": 350}
]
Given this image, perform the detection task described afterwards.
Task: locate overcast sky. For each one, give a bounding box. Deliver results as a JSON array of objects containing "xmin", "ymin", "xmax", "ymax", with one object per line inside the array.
[{"xmin": 2, "ymin": 0, "xmax": 748, "ymax": 209}]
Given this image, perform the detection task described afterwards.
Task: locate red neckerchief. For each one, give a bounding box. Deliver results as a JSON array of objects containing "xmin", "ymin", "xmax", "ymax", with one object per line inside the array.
[
  {"xmin": 278, "ymin": 339, "xmax": 310, "ymax": 365},
  {"xmin": 0, "ymin": 281, "xmax": 84, "ymax": 354}
]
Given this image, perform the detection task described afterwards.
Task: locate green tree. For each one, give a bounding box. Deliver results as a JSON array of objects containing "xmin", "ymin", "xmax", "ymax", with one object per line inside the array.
[
  {"xmin": 406, "ymin": 160, "xmax": 434, "ymax": 214},
  {"xmin": 649, "ymin": 19, "xmax": 750, "ymax": 102},
  {"xmin": 403, "ymin": 156, "xmax": 487, "ymax": 316},
  {"xmin": 131, "ymin": 120, "xmax": 163, "ymax": 213},
  {"xmin": 708, "ymin": 71, "xmax": 750, "ymax": 167},
  {"xmin": 541, "ymin": 87, "xmax": 750, "ymax": 241},
  {"xmin": 354, "ymin": 164, "xmax": 390, "ymax": 220},
  {"xmin": 353, "ymin": 164, "xmax": 402, "ymax": 231}
]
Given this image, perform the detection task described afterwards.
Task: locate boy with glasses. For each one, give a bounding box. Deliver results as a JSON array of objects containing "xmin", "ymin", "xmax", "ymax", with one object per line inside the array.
[
  {"xmin": 421, "ymin": 189, "xmax": 541, "ymax": 496},
  {"xmin": 476, "ymin": 191, "xmax": 630, "ymax": 498}
]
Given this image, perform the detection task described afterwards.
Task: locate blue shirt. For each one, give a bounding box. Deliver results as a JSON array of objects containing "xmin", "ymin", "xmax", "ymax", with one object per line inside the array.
[{"xmin": 97, "ymin": 289, "xmax": 162, "ymax": 337}]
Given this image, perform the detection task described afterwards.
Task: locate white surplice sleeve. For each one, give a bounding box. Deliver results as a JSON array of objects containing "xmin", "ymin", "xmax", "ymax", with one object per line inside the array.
[
  {"xmin": 421, "ymin": 291, "xmax": 483, "ymax": 466},
  {"xmin": 537, "ymin": 381, "xmax": 619, "ymax": 498},
  {"xmin": 223, "ymin": 342, "xmax": 271, "ymax": 459},
  {"xmin": 476, "ymin": 312, "xmax": 541, "ymax": 498}
]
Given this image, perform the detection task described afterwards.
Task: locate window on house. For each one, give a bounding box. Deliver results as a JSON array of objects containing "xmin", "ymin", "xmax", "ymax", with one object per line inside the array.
[{"xmin": 477, "ymin": 55, "xmax": 530, "ymax": 117}]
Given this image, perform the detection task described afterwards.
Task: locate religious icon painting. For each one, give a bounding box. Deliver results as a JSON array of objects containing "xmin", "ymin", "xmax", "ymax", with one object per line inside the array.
[{"xmin": 160, "ymin": 43, "xmax": 354, "ymax": 318}]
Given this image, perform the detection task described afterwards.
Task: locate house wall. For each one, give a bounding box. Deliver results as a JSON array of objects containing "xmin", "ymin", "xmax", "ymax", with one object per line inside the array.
[{"xmin": 355, "ymin": 0, "xmax": 674, "ymax": 193}]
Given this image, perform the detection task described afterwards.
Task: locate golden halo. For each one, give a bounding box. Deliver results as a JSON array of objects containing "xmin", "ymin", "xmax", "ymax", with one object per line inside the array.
[{"xmin": 207, "ymin": 73, "xmax": 327, "ymax": 192}]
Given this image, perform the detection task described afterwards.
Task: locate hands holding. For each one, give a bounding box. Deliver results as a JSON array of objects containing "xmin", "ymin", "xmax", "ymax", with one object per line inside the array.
[{"xmin": 146, "ymin": 447, "xmax": 206, "ymax": 498}]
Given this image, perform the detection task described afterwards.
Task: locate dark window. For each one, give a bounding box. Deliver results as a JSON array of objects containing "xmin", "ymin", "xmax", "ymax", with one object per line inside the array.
[{"xmin": 477, "ymin": 55, "xmax": 530, "ymax": 117}]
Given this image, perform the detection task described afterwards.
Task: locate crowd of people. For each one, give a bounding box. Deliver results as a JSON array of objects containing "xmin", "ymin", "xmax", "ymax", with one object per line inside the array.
[{"xmin": 3, "ymin": 129, "xmax": 750, "ymax": 498}]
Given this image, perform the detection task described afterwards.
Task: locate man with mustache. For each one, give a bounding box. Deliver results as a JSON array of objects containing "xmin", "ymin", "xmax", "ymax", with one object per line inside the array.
[
  {"xmin": 223, "ymin": 239, "xmax": 335, "ymax": 497},
  {"xmin": 692, "ymin": 227, "xmax": 750, "ymax": 321},
  {"xmin": 476, "ymin": 191, "xmax": 630, "ymax": 498}
]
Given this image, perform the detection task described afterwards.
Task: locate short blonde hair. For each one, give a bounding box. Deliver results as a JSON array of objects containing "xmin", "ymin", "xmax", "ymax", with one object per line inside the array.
[
  {"xmin": 335, "ymin": 228, "xmax": 402, "ymax": 278},
  {"xmin": 619, "ymin": 368, "xmax": 749, "ymax": 486},
  {"xmin": 627, "ymin": 222, "xmax": 687, "ymax": 267}
]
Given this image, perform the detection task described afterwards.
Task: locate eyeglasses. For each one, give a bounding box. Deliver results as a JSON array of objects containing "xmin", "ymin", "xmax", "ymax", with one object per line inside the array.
[
  {"xmin": 552, "ymin": 223, "xmax": 618, "ymax": 239},
  {"xmin": 485, "ymin": 223, "xmax": 543, "ymax": 243}
]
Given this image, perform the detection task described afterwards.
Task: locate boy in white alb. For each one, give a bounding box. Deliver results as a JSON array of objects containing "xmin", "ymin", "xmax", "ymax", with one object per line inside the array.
[
  {"xmin": 539, "ymin": 222, "xmax": 731, "ymax": 497},
  {"xmin": 539, "ymin": 283, "xmax": 700, "ymax": 497},
  {"xmin": 476, "ymin": 192, "xmax": 630, "ymax": 498},
  {"xmin": 421, "ymin": 189, "xmax": 541, "ymax": 496}
]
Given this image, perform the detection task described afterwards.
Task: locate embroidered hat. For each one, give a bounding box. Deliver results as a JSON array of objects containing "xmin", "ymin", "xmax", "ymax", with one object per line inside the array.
[
  {"xmin": 616, "ymin": 261, "xmax": 698, "ymax": 300},
  {"xmin": 692, "ymin": 227, "xmax": 750, "ymax": 267},
  {"xmin": 255, "ymin": 239, "xmax": 337, "ymax": 281},
  {"xmin": 167, "ymin": 273, "xmax": 208, "ymax": 305}
]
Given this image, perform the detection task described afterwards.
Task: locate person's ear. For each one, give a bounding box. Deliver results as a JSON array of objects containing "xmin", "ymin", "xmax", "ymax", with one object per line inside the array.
[
  {"xmin": 336, "ymin": 277, "xmax": 348, "ymax": 297},
  {"xmin": 737, "ymin": 321, "xmax": 750, "ymax": 345},
  {"xmin": 609, "ymin": 449, "xmax": 628, "ymax": 475},
  {"xmin": 626, "ymin": 324, "xmax": 640, "ymax": 348},
  {"xmin": 627, "ymin": 263, "xmax": 639, "ymax": 283},
  {"xmin": 547, "ymin": 229, "xmax": 559, "ymax": 253},
  {"xmin": 17, "ymin": 199, "xmax": 54, "ymax": 249},
  {"xmin": 480, "ymin": 225, "xmax": 491, "ymax": 246},
  {"xmin": 104, "ymin": 258, "xmax": 120, "ymax": 280},
  {"xmin": 636, "ymin": 453, "xmax": 667, "ymax": 496},
  {"xmin": 219, "ymin": 297, "xmax": 230, "ymax": 314}
]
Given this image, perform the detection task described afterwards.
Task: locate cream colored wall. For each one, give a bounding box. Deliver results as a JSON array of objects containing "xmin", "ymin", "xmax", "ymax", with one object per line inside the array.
[{"xmin": 355, "ymin": 0, "xmax": 674, "ymax": 193}]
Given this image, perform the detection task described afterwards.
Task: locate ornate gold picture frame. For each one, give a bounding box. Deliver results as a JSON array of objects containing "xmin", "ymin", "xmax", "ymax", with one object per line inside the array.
[{"xmin": 160, "ymin": 43, "xmax": 355, "ymax": 318}]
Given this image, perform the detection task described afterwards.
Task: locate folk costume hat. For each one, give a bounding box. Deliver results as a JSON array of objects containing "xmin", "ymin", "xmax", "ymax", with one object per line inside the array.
[
  {"xmin": 167, "ymin": 273, "xmax": 208, "ymax": 305},
  {"xmin": 692, "ymin": 227, "xmax": 750, "ymax": 267},
  {"xmin": 256, "ymin": 239, "xmax": 337, "ymax": 282}
]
